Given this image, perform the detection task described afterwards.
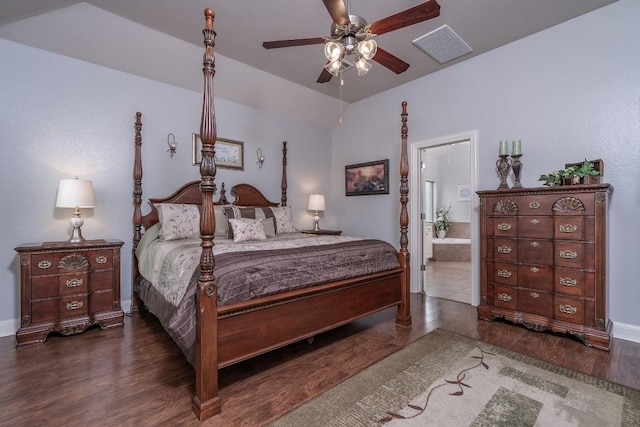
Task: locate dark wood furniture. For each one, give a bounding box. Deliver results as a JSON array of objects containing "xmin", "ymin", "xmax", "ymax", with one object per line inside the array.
[
  {"xmin": 301, "ymin": 229, "xmax": 343, "ymax": 235},
  {"xmin": 129, "ymin": 9, "xmax": 411, "ymax": 421},
  {"xmin": 477, "ymin": 184, "xmax": 612, "ymax": 350},
  {"xmin": 15, "ymin": 239, "xmax": 124, "ymax": 346}
]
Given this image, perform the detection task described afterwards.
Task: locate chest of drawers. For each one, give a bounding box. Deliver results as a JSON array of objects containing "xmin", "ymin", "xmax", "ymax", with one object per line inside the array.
[
  {"xmin": 15, "ymin": 239, "xmax": 124, "ymax": 346},
  {"xmin": 477, "ymin": 184, "xmax": 611, "ymax": 350}
]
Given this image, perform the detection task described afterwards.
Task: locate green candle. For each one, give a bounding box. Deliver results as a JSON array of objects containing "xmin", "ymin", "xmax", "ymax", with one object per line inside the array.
[
  {"xmin": 499, "ymin": 140, "xmax": 508, "ymax": 155},
  {"xmin": 512, "ymin": 140, "xmax": 521, "ymax": 156}
]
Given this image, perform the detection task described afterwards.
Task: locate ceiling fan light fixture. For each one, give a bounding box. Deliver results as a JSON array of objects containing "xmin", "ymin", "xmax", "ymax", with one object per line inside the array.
[
  {"xmin": 325, "ymin": 59, "xmax": 343, "ymax": 77},
  {"xmin": 355, "ymin": 56, "xmax": 372, "ymax": 76},
  {"xmin": 324, "ymin": 41, "xmax": 344, "ymax": 61},
  {"xmin": 343, "ymin": 35, "xmax": 357, "ymax": 54},
  {"xmin": 357, "ymin": 39, "xmax": 377, "ymax": 60}
]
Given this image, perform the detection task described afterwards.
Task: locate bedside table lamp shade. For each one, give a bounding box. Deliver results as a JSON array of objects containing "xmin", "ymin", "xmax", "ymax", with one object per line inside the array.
[
  {"xmin": 56, "ymin": 178, "xmax": 96, "ymax": 243},
  {"xmin": 307, "ymin": 194, "xmax": 325, "ymax": 232}
]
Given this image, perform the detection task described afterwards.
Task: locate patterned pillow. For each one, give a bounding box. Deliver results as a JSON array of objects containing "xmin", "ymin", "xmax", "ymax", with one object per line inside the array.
[
  {"xmin": 223, "ymin": 206, "xmax": 257, "ymax": 239},
  {"xmin": 155, "ymin": 203, "xmax": 200, "ymax": 241},
  {"xmin": 228, "ymin": 218, "xmax": 267, "ymax": 243},
  {"xmin": 270, "ymin": 206, "xmax": 296, "ymax": 233}
]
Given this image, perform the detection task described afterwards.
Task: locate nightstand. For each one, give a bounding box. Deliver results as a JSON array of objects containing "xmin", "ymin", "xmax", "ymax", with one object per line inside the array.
[
  {"xmin": 301, "ymin": 229, "xmax": 342, "ymax": 236},
  {"xmin": 15, "ymin": 239, "xmax": 124, "ymax": 346}
]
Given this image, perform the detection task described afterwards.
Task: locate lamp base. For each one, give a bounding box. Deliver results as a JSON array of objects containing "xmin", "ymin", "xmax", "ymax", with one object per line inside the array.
[
  {"xmin": 313, "ymin": 212, "xmax": 321, "ymax": 231},
  {"xmin": 69, "ymin": 215, "xmax": 86, "ymax": 243}
]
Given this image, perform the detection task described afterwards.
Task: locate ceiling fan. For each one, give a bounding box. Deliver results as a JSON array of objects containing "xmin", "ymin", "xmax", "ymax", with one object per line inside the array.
[{"xmin": 262, "ymin": 0, "xmax": 441, "ymax": 83}]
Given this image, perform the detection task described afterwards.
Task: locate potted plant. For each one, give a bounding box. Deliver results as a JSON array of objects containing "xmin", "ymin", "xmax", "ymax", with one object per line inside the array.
[
  {"xmin": 538, "ymin": 159, "xmax": 601, "ymax": 186},
  {"xmin": 434, "ymin": 205, "xmax": 451, "ymax": 239}
]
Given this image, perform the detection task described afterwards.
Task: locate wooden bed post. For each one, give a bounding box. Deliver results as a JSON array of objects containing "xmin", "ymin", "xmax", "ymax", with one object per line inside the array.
[
  {"xmin": 129, "ymin": 112, "xmax": 145, "ymax": 315},
  {"xmin": 396, "ymin": 101, "xmax": 412, "ymax": 327},
  {"xmin": 192, "ymin": 8, "xmax": 222, "ymax": 421},
  {"xmin": 281, "ymin": 141, "xmax": 288, "ymax": 206}
]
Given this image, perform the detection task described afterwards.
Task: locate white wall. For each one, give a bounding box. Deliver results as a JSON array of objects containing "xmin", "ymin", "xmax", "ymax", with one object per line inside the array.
[
  {"xmin": 333, "ymin": 0, "xmax": 640, "ymax": 338},
  {"xmin": 0, "ymin": 39, "xmax": 332, "ymax": 333}
]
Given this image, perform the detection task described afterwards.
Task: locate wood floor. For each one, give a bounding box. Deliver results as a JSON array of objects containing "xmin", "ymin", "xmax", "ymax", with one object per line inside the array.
[{"xmin": 2, "ymin": 294, "xmax": 639, "ymax": 426}]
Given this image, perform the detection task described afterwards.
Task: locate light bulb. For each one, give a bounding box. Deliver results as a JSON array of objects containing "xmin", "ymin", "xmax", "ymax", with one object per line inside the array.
[
  {"xmin": 357, "ymin": 39, "xmax": 377, "ymax": 60},
  {"xmin": 355, "ymin": 56, "xmax": 372, "ymax": 76},
  {"xmin": 324, "ymin": 41, "xmax": 344, "ymax": 61}
]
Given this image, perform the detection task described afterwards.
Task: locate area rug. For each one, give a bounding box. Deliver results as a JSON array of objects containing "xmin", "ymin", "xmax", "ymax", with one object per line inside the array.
[{"xmin": 269, "ymin": 329, "xmax": 640, "ymax": 426}]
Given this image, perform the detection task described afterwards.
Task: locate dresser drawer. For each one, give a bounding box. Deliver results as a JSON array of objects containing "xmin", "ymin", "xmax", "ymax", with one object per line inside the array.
[
  {"xmin": 31, "ymin": 299, "xmax": 59, "ymax": 323},
  {"xmin": 30, "ymin": 252, "xmax": 66, "ymax": 276},
  {"xmin": 518, "ymin": 195, "xmax": 554, "ymax": 215},
  {"xmin": 490, "ymin": 217, "xmax": 517, "ymax": 237},
  {"xmin": 518, "ymin": 239, "xmax": 553, "ymax": 265},
  {"xmin": 490, "ymin": 238, "xmax": 517, "ymax": 262},
  {"xmin": 494, "ymin": 285, "xmax": 516, "ymax": 310},
  {"xmin": 90, "ymin": 270, "xmax": 114, "ymax": 291},
  {"xmin": 493, "ymin": 262, "xmax": 517, "ymax": 286},
  {"xmin": 517, "ymin": 289, "xmax": 553, "ymax": 318},
  {"xmin": 554, "ymin": 268, "xmax": 594, "ymax": 297},
  {"xmin": 517, "ymin": 264, "xmax": 553, "ymax": 292},
  {"xmin": 554, "ymin": 296, "xmax": 584, "ymax": 324},
  {"xmin": 518, "ymin": 216, "xmax": 553, "ymax": 239},
  {"xmin": 555, "ymin": 242, "xmax": 594, "ymax": 269},
  {"xmin": 31, "ymin": 276, "xmax": 58, "ymax": 299}
]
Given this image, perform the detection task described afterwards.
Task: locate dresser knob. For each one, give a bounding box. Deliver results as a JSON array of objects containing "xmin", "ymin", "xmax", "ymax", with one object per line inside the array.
[
  {"xmin": 560, "ymin": 250, "xmax": 578, "ymax": 259},
  {"xmin": 497, "ymin": 245, "xmax": 512, "ymax": 254},
  {"xmin": 559, "ymin": 304, "xmax": 577, "ymax": 315},
  {"xmin": 96, "ymin": 256, "xmax": 108, "ymax": 264},
  {"xmin": 37, "ymin": 260, "xmax": 52, "ymax": 269},
  {"xmin": 559, "ymin": 224, "xmax": 578, "ymax": 233},
  {"xmin": 497, "ymin": 293, "xmax": 512, "ymax": 302},
  {"xmin": 497, "ymin": 269, "xmax": 512, "ymax": 278},
  {"xmin": 66, "ymin": 301, "xmax": 84, "ymax": 311},
  {"xmin": 559, "ymin": 277, "xmax": 578, "ymax": 287},
  {"xmin": 497, "ymin": 223, "xmax": 512, "ymax": 231},
  {"xmin": 66, "ymin": 278, "xmax": 83, "ymax": 288}
]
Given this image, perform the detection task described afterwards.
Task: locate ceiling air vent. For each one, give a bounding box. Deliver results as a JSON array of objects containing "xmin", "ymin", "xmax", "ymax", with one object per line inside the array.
[{"xmin": 412, "ymin": 25, "xmax": 472, "ymax": 64}]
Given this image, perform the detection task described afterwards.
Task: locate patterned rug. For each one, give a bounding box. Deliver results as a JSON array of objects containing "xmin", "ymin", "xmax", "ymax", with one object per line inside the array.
[{"xmin": 269, "ymin": 329, "xmax": 640, "ymax": 426}]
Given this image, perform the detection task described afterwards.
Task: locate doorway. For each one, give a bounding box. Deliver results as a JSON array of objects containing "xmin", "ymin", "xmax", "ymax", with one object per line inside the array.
[{"xmin": 409, "ymin": 130, "xmax": 479, "ymax": 306}]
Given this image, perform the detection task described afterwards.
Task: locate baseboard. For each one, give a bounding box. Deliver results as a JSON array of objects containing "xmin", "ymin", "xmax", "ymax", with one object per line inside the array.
[
  {"xmin": 0, "ymin": 299, "xmax": 132, "ymax": 339},
  {"xmin": 611, "ymin": 320, "xmax": 640, "ymax": 344}
]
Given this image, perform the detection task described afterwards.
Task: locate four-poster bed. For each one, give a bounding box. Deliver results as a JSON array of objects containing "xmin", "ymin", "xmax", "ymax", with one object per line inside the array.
[{"xmin": 130, "ymin": 8, "xmax": 411, "ymax": 421}]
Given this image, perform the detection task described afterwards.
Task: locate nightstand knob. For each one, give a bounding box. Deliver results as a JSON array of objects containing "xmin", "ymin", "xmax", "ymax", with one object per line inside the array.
[
  {"xmin": 66, "ymin": 301, "xmax": 84, "ymax": 311},
  {"xmin": 96, "ymin": 256, "xmax": 108, "ymax": 264},
  {"xmin": 66, "ymin": 278, "xmax": 83, "ymax": 288},
  {"xmin": 37, "ymin": 260, "xmax": 52, "ymax": 269}
]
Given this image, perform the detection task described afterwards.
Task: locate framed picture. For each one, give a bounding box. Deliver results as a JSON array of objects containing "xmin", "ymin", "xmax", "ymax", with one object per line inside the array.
[
  {"xmin": 192, "ymin": 134, "xmax": 244, "ymax": 170},
  {"xmin": 457, "ymin": 184, "xmax": 472, "ymax": 202},
  {"xmin": 345, "ymin": 159, "xmax": 389, "ymax": 196}
]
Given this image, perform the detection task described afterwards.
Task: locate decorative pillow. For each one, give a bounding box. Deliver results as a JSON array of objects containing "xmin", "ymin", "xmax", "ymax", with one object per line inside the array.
[
  {"xmin": 262, "ymin": 217, "xmax": 276, "ymax": 238},
  {"xmin": 214, "ymin": 204, "xmax": 231, "ymax": 238},
  {"xmin": 229, "ymin": 218, "xmax": 267, "ymax": 243},
  {"xmin": 155, "ymin": 203, "xmax": 200, "ymax": 241},
  {"xmin": 223, "ymin": 206, "xmax": 257, "ymax": 239},
  {"xmin": 270, "ymin": 206, "xmax": 296, "ymax": 233}
]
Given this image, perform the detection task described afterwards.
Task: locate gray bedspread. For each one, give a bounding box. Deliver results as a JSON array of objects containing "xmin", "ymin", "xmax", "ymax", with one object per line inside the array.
[{"xmin": 135, "ymin": 238, "xmax": 400, "ymax": 365}]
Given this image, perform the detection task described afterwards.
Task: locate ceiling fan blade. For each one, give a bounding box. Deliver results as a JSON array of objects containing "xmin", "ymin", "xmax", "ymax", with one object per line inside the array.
[
  {"xmin": 369, "ymin": 0, "xmax": 441, "ymax": 36},
  {"xmin": 322, "ymin": 0, "xmax": 350, "ymax": 25},
  {"xmin": 317, "ymin": 67, "xmax": 333, "ymax": 83},
  {"xmin": 263, "ymin": 37, "xmax": 325, "ymax": 49},
  {"xmin": 373, "ymin": 47, "xmax": 410, "ymax": 74}
]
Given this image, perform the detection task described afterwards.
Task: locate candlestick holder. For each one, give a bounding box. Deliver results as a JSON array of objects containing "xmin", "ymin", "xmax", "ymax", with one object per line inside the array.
[
  {"xmin": 511, "ymin": 154, "xmax": 523, "ymax": 188},
  {"xmin": 496, "ymin": 154, "xmax": 511, "ymax": 189}
]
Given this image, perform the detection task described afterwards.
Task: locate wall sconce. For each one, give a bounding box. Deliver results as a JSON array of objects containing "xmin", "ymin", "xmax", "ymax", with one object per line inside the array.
[
  {"xmin": 56, "ymin": 177, "xmax": 96, "ymax": 242},
  {"xmin": 167, "ymin": 133, "xmax": 177, "ymax": 158},
  {"xmin": 256, "ymin": 148, "xmax": 265, "ymax": 168}
]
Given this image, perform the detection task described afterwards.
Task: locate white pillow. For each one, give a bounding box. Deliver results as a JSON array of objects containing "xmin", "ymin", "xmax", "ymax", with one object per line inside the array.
[
  {"xmin": 155, "ymin": 203, "xmax": 200, "ymax": 241},
  {"xmin": 214, "ymin": 204, "xmax": 231, "ymax": 238},
  {"xmin": 229, "ymin": 218, "xmax": 267, "ymax": 243},
  {"xmin": 270, "ymin": 206, "xmax": 296, "ymax": 233},
  {"xmin": 262, "ymin": 217, "xmax": 276, "ymax": 238}
]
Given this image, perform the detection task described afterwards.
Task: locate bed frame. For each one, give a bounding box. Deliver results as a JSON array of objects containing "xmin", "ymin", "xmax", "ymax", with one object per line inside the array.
[{"xmin": 130, "ymin": 8, "xmax": 411, "ymax": 421}]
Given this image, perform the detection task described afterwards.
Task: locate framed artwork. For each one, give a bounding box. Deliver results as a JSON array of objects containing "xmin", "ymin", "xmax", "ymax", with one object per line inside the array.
[
  {"xmin": 192, "ymin": 134, "xmax": 244, "ymax": 170},
  {"xmin": 457, "ymin": 184, "xmax": 472, "ymax": 202},
  {"xmin": 345, "ymin": 159, "xmax": 389, "ymax": 196}
]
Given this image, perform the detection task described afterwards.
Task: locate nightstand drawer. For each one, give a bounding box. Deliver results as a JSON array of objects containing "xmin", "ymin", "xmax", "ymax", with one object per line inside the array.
[
  {"xmin": 31, "ymin": 276, "xmax": 58, "ymax": 299},
  {"xmin": 90, "ymin": 291, "xmax": 115, "ymax": 313},
  {"xmin": 30, "ymin": 252, "xmax": 66, "ymax": 276},
  {"xmin": 60, "ymin": 295, "xmax": 89, "ymax": 319},
  {"xmin": 87, "ymin": 249, "xmax": 114, "ymax": 269},
  {"xmin": 554, "ymin": 296, "xmax": 584, "ymax": 325},
  {"xmin": 494, "ymin": 285, "xmax": 516, "ymax": 310},
  {"xmin": 59, "ymin": 272, "xmax": 89, "ymax": 296}
]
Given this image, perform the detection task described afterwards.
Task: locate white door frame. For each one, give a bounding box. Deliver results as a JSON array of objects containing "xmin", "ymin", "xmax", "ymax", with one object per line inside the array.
[{"xmin": 409, "ymin": 130, "xmax": 480, "ymax": 306}]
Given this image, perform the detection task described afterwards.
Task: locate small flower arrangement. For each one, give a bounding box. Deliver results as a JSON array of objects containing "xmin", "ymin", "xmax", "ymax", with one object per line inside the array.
[
  {"xmin": 434, "ymin": 205, "xmax": 451, "ymax": 231},
  {"xmin": 539, "ymin": 159, "xmax": 600, "ymax": 186}
]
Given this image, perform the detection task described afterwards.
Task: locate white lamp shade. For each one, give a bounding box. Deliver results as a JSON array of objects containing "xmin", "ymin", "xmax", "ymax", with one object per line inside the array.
[
  {"xmin": 56, "ymin": 178, "xmax": 96, "ymax": 208},
  {"xmin": 357, "ymin": 39, "xmax": 377, "ymax": 60},
  {"xmin": 307, "ymin": 194, "xmax": 325, "ymax": 211},
  {"xmin": 355, "ymin": 56, "xmax": 372, "ymax": 76},
  {"xmin": 324, "ymin": 41, "xmax": 344, "ymax": 61}
]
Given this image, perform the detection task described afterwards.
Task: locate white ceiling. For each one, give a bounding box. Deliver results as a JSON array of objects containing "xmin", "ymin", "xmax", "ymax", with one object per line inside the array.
[{"xmin": 0, "ymin": 0, "xmax": 617, "ymax": 103}]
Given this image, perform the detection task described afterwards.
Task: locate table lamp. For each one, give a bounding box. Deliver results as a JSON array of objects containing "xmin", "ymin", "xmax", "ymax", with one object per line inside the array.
[
  {"xmin": 56, "ymin": 178, "xmax": 96, "ymax": 243},
  {"xmin": 307, "ymin": 194, "xmax": 325, "ymax": 231}
]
